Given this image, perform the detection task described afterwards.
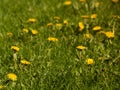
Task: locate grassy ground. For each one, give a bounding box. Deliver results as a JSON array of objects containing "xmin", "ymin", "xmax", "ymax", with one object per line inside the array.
[{"xmin": 0, "ymin": 0, "xmax": 120, "ymax": 90}]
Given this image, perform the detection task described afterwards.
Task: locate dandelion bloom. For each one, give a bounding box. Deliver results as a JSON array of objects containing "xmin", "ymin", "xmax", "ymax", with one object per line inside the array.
[
  {"xmin": 79, "ymin": 22, "xmax": 84, "ymax": 31},
  {"xmin": 0, "ymin": 85, "xmax": 4, "ymax": 89},
  {"xmin": 11, "ymin": 46, "xmax": 20, "ymax": 52},
  {"xmin": 80, "ymin": 0, "xmax": 86, "ymax": 2},
  {"xmin": 81, "ymin": 15, "xmax": 89, "ymax": 19},
  {"xmin": 63, "ymin": 1, "xmax": 72, "ymax": 5},
  {"xmin": 21, "ymin": 59, "xmax": 31, "ymax": 65},
  {"xmin": 31, "ymin": 30, "xmax": 38, "ymax": 35},
  {"xmin": 47, "ymin": 23, "xmax": 53, "ymax": 27},
  {"xmin": 48, "ymin": 37, "xmax": 58, "ymax": 42},
  {"xmin": 27, "ymin": 18, "xmax": 37, "ymax": 23},
  {"xmin": 7, "ymin": 32, "xmax": 13, "ymax": 37},
  {"xmin": 56, "ymin": 23, "xmax": 62, "ymax": 27},
  {"xmin": 112, "ymin": 0, "xmax": 119, "ymax": 3},
  {"xmin": 86, "ymin": 58, "xmax": 94, "ymax": 65},
  {"xmin": 84, "ymin": 33, "xmax": 91, "ymax": 39},
  {"xmin": 91, "ymin": 14, "xmax": 97, "ymax": 19},
  {"xmin": 104, "ymin": 31, "xmax": 114, "ymax": 38},
  {"xmin": 76, "ymin": 45, "xmax": 86, "ymax": 50},
  {"xmin": 113, "ymin": 15, "xmax": 120, "ymax": 19},
  {"xmin": 7, "ymin": 73, "xmax": 17, "ymax": 81},
  {"xmin": 23, "ymin": 28, "xmax": 29, "ymax": 33},
  {"xmin": 54, "ymin": 16, "xmax": 60, "ymax": 20},
  {"xmin": 63, "ymin": 20, "xmax": 68, "ymax": 25},
  {"xmin": 117, "ymin": 16, "xmax": 120, "ymax": 19},
  {"xmin": 93, "ymin": 26, "xmax": 101, "ymax": 31}
]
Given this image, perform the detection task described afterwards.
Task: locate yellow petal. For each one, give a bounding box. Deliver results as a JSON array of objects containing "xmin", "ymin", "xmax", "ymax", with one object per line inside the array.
[
  {"xmin": 76, "ymin": 45, "xmax": 86, "ymax": 50},
  {"xmin": 31, "ymin": 30, "xmax": 38, "ymax": 35},
  {"xmin": 27, "ymin": 18, "xmax": 37, "ymax": 23},
  {"xmin": 86, "ymin": 58, "xmax": 94, "ymax": 65},
  {"xmin": 11, "ymin": 46, "xmax": 20, "ymax": 52},
  {"xmin": 0, "ymin": 85, "xmax": 4, "ymax": 89},
  {"xmin": 21, "ymin": 59, "xmax": 31, "ymax": 65},
  {"xmin": 112, "ymin": 0, "xmax": 119, "ymax": 3},
  {"xmin": 63, "ymin": 20, "xmax": 68, "ymax": 25},
  {"xmin": 7, "ymin": 73, "xmax": 17, "ymax": 81},
  {"xmin": 48, "ymin": 37, "xmax": 58, "ymax": 42},
  {"xmin": 93, "ymin": 26, "xmax": 101, "ymax": 31},
  {"xmin": 91, "ymin": 14, "xmax": 97, "ymax": 19},
  {"xmin": 105, "ymin": 31, "xmax": 114, "ymax": 38},
  {"xmin": 23, "ymin": 29, "xmax": 29, "ymax": 33},
  {"xmin": 79, "ymin": 22, "xmax": 84, "ymax": 31},
  {"xmin": 64, "ymin": 1, "xmax": 72, "ymax": 5}
]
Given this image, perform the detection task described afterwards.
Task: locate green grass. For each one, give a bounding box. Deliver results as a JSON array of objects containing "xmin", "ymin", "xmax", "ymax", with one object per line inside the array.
[{"xmin": 0, "ymin": 0, "xmax": 120, "ymax": 90}]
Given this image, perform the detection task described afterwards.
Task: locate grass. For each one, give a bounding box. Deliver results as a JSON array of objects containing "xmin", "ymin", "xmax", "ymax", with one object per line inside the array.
[{"xmin": 0, "ymin": 0, "xmax": 120, "ymax": 90}]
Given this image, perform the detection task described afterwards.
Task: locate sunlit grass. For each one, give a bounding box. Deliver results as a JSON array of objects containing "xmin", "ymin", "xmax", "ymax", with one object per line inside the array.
[{"xmin": 0, "ymin": 0, "xmax": 120, "ymax": 89}]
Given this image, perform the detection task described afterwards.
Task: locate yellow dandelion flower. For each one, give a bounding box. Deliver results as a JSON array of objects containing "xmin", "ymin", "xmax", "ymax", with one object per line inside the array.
[
  {"xmin": 76, "ymin": 45, "xmax": 86, "ymax": 50},
  {"xmin": 56, "ymin": 23, "xmax": 62, "ymax": 27},
  {"xmin": 79, "ymin": 22, "xmax": 84, "ymax": 31},
  {"xmin": 112, "ymin": 15, "xmax": 118, "ymax": 18},
  {"xmin": 11, "ymin": 46, "xmax": 20, "ymax": 52},
  {"xmin": 86, "ymin": 58, "xmax": 94, "ymax": 65},
  {"xmin": 113, "ymin": 15, "xmax": 120, "ymax": 19},
  {"xmin": 91, "ymin": 14, "xmax": 97, "ymax": 19},
  {"xmin": 80, "ymin": 0, "xmax": 86, "ymax": 2},
  {"xmin": 7, "ymin": 73, "xmax": 17, "ymax": 81},
  {"xmin": 21, "ymin": 59, "xmax": 31, "ymax": 65},
  {"xmin": 81, "ymin": 15, "xmax": 89, "ymax": 19},
  {"xmin": 31, "ymin": 30, "xmax": 38, "ymax": 35},
  {"xmin": 7, "ymin": 32, "xmax": 13, "ymax": 37},
  {"xmin": 112, "ymin": 0, "xmax": 119, "ymax": 3},
  {"xmin": 105, "ymin": 31, "xmax": 114, "ymax": 38},
  {"xmin": 0, "ymin": 85, "xmax": 4, "ymax": 89},
  {"xmin": 63, "ymin": 1, "xmax": 72, "ymax": 5},
  {"xmin": 84, "ymin": 33, "xmax": 91, "ymax": 39},
  {"xmin": 54, "ymin": 16, "xmax": 60, "ymax": 20},
  {"xmin": 93, "ymin": 26, "xmax": 101, "ymax": 31},
  {"xmin": 27, "ymin": 18, "xmax": 37, "ymax": 23},
  {"xmin": 117, "ymin": 16, "xmax": 120, "ymax": 19},
  {"xmin": 48, "ymin": 37, "xmax": 58, "ymax": 42},
  {"xmin": 47, "ymin": 23, "xmax": 53, "ymax": 27},
  {"xmin": 23, "ymin": 28, "xmax": 29, "ymax": 33},
  {"xmin": 63, "ymin": 20, "xmax": 68, "ymax": 25}
]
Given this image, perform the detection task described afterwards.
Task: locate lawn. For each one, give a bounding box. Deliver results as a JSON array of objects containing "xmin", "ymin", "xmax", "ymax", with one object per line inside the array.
[{"xmin": 0, "ymin": 0, "xmax": 120, "ymax": 90}]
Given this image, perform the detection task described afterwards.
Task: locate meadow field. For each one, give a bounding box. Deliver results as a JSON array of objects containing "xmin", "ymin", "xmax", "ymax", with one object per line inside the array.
[{"xmin": 0, "ymin": 0, "xmax": 120, "ymax": 90}]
